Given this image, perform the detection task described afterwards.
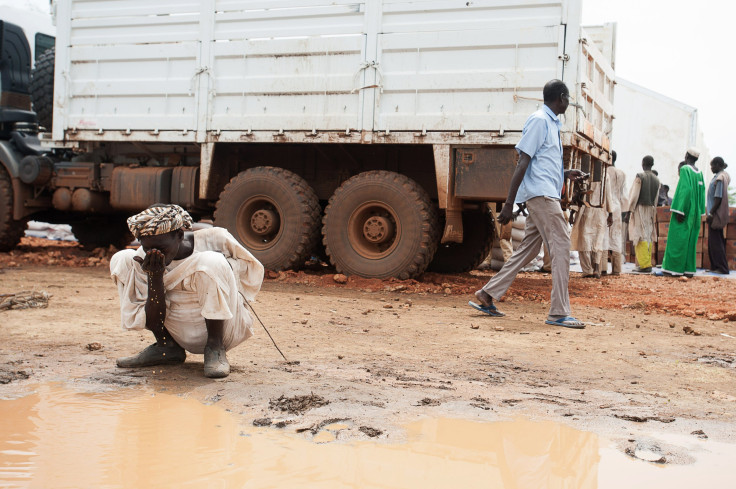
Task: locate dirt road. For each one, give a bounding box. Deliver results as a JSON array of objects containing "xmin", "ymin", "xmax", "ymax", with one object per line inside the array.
[{"xmin": 1, "ymin": 238, "xmax": 736, "ymax": 457}]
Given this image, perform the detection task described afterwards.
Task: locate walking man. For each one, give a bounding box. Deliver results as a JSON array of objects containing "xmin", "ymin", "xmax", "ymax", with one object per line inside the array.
[
  {"xmin": 661, "ymin": 148, "xmax": 705, "ymax": 276},
  {"xmin": 110, "ymin": 204, "xmax": 264, "ymax": 378},
  {"xmin": 706, "ymin": 157, "xmax": 731, "ymax": 274},
  {"xmin": 624, "ymin": 156, "xmax": 660, "ymax": 273},
  {"xmin": 469, "ymin": 79, "xmax": 586, "ymax": 329}
]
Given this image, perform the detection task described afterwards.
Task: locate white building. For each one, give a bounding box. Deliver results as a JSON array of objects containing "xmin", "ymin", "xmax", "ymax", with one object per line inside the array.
[
  {"xmin": 584, "ymin": 23, "xmax": 712, "ymax": 195},
  {"xmin": 611, "ymin": 78, "xmax": 712, "ymax": 194}
]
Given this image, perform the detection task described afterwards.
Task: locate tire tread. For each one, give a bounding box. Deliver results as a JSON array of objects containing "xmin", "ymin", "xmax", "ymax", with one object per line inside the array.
[
  {"xmin": 323, "ymin": 170, "xmax": 439, "ymax": 279},
  {"xmin": 214, "ymin": 167, "xmax": 321, "ymax": 270},
  {"xmin": 30, "ymin": 48, "xmax": 55, "ymax": 131},
  {"xmin": 0, "ymin": 168, "xmax": 27, "ymax": 252}
]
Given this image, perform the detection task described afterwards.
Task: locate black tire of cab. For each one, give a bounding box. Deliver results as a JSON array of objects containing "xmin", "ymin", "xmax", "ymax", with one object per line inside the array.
[
  {"xmin": 30, "ymin": 47, "xmax": 55, "ymax": 132},
  {"xmin": 0, "ymin": 167, "xmax": 27, "ymax": 252}
]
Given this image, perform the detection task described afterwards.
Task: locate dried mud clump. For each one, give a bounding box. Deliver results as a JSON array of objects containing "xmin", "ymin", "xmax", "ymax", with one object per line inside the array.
[
  {"xmin": 0, "ymin": 291, "xmax": 50, "ymax": 311},
  {"xmin": 0, "ymin": 367, "xmax": 30, "ymax": 384},
  {"xmin": 269, "ymin": 393, "xmax": 329, "ymax": 414},
  {"xmin": 416, "ymin": 398, "xmax": 441, "ymax": 406},
  {"xmin": 359, "ymin": 426, "xmax": 383, "ymax": 437}
]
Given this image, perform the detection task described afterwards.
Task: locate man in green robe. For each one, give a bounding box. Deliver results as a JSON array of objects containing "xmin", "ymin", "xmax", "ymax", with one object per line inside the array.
[{"xmin": 661, "ymin": 148, "xmax": 706, "ymax": 276}]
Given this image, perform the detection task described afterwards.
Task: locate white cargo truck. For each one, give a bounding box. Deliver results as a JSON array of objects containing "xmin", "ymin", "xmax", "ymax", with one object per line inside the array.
[{"xmin": 1, "ymin": 0, "xmax": 615, "ymax": 278}]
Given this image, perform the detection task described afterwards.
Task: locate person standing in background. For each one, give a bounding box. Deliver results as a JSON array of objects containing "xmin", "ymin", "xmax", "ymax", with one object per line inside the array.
[
  {"xmin": 658, "ymin": 184, "xmax": 672, "ymax": 206},
  {"xmin": 570, "ymin": 176, "xmax": 608, "ymax": 279},
  {"xmin": 706, "ymin": 157, "xmax": 731, "ymax": 274},
  {"xmin": 624, "ymin": 156, "xmax": 660, "ymax": 273},
  {"xmin": 660, "ymin": 149, "xmax": 705, "ymax": 277},
  {"xmin": 600, "ymin": 151, "xmax": 627, "ymax": 275}
]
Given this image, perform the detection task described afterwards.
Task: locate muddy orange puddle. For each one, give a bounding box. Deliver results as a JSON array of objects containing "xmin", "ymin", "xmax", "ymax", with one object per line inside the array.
[{"xmin": 0, "ymin": 385, "xmax": 732, "ymax": 488}]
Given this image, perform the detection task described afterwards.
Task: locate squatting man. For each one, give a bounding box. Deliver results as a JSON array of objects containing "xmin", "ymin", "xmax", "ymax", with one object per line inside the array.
[{"xmin": 110, "ymin": 204, "xmax": 264, "ymax": 378}]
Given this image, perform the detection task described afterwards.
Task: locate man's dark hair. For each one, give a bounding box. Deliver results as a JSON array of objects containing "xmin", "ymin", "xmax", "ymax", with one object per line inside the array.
[
  {"xmin": 543, "ymin": 79, "xmax": 569, "ymax": 103},
  {"xmin": 642, "ymin": 155, "xmax": 654, "ymax": 168}
]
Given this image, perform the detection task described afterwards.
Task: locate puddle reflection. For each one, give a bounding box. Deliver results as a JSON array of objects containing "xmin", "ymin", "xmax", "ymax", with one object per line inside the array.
[{"xmin": 0, "ymin": 384, "xmax": 732, "ymax": 488}]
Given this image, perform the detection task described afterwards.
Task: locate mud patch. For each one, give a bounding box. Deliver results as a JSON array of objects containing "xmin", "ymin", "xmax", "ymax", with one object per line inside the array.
[
  {"xmin": 359, "ymin": 426, "xmax": 383, "ymax": 437},
  {"xmin": 697, "ymin": 356, "xmax": 735, "ymax": 368},
  {"xmin": 269, "ymin": 393, "xmax": 329, "ymax": 414},
  {"xmin": 88, "ymin": 373, "xmax": 146, "ymax": 387},
  {"xmin": 296, "ymin": 417, "xmax": 350, "ymax": 435},
  {"xmin": 621, "ymin": 438, "xmax": 696, "ymax": 465},
  {"xmin": 614, "ymin": 414, "xmax": 676, "ymax": 423},
  {"xmin": 0, "ymin": 290, "xmax": 50, "ymax": 310},
  {"xmin": 469, "ymin": 396, "xmax": 493, "ymax": 410},
  {"xmin": 415, "ymin": 397, "xmax": 441, "ymax": 406},
  {"xmin": 0, "ymin": 367, "xmax": 30, "ymax": 384}
]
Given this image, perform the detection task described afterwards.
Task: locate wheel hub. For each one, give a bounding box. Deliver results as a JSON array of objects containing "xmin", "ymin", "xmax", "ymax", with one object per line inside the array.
[
  {"xmin": 363, "ymin": 216, "xmax": 394, "ymax": 244},
  {"xmin": 251, "ymin": 209, "xmax": 279, "ymax": 235}
]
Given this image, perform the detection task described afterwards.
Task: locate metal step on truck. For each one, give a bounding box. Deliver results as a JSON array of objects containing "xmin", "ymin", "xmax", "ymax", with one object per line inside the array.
[{"xmin": 1, "ymin": 0, "xmax": 615, "ymax": 278}]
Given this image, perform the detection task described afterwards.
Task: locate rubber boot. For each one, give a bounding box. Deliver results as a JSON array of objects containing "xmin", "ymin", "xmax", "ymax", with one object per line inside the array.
[
  {"xmin": 204, "ymin": 344, "xmax": 230, "ymax": 378},
  {"xmin": 117, "ymin": 343, "xmax": 186, "ymax": 368}
]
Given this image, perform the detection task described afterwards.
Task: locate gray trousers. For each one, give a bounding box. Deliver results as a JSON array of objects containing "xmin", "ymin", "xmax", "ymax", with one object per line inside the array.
[{"xmin": 482, "ymin": 196, "xmax": 571, "ymax": 318}]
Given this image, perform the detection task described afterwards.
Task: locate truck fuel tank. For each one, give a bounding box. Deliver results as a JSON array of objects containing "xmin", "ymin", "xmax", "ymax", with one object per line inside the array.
[
  {"xmin": 109, "ymin": 166, "xmax": 173, "ymax": 211},
  {"xmin": 71, "ymin": 188, "xmax": 110, "ymax": 213}
]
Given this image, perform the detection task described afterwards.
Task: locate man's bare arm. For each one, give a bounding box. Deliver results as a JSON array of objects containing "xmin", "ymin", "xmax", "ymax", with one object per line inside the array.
[{"xmin": 134, "ymin": 249, "xmax": 170, "ymax": 346}]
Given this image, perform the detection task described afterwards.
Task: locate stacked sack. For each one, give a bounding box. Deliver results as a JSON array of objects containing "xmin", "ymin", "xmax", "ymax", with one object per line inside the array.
[{"xmin": 482, "ymin": 216, "xmax": 543, "ymax": 271}]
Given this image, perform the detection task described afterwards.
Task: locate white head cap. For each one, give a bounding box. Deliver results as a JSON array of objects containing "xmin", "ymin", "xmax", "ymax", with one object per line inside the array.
[{"xmin": 686, "ymin": 147, "xmax": 700, "ymax": 158}]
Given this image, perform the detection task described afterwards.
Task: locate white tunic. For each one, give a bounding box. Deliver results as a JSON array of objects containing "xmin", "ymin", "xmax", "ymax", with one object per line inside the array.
[
  {"xmin": 604, "ymin": 166, "xmax": 628, "ymax": 253},
  {"xmin": 570, "ymin": 181, "xmax": 609, "ymax": 253},
  {"xmin": 110, "ymin": 227, "xmax": 265, "ymax": 353}
]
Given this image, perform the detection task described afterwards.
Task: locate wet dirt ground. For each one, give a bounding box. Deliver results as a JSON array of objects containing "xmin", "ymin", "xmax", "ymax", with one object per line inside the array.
[{"xmin": 1, "ymin": 237, "xmax": 736, "ymax": 480}]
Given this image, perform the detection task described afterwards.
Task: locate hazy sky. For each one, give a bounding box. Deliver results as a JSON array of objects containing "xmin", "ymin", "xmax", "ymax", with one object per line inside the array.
[
  {"xmin": 6, "ymin": 0, "xmax": 735, "ymax": 183},
  {"xmin": 582, "ymin": 0, "xmax": 735, "ymax": 184}
]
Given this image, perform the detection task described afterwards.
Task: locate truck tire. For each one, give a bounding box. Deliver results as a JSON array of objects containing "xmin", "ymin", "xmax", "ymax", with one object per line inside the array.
[
  {"xmin": 214, "ymin": 167, "xmax": 321, "ymax": 271},
  {"xmin": 0, "ymin": 167, "xmax": 27, "ymax": 251},
  {"xmin": 71, "ymin": 218, "xmax": 133, "ymax": 251},
  {"xmin": 30, "ymin": 47, "xmax": 55, "ymax": 132},
  {"xmin": 322, "ymin": 171, "xmax": 439, "ymax": 279},
  {"xmin": 428, "ymin": 209, "xmax": 495, "ymax": 273}
]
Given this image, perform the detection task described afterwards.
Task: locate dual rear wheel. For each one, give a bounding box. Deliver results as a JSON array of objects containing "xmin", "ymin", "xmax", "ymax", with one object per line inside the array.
[{"xmin": 214, "ymin": 167, "xmax": 491, "ymax": 278}]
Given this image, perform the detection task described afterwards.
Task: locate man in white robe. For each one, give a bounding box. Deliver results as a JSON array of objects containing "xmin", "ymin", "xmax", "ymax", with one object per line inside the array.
[
  {"xmin": 110, "ymin": 204, "xmax": 264, "ymax": 378},
  {"xmin": 570, "ymin": 177, "xmax": 610, "ymax": 278},
  {"xmin": 599, "ymin": 152, "xmax": 627, "ymax": 275}
]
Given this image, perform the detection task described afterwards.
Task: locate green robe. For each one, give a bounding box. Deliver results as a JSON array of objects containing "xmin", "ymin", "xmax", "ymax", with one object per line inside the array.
[{"xmin": 661, "ymin": 165, "xmax": 705, "ymax": 274}]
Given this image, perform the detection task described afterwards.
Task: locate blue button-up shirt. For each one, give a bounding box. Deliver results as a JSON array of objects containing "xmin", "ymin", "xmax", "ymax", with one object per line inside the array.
[{"xmin": 514, "ymin": 105, "xmax": 564, "ymax": 204}]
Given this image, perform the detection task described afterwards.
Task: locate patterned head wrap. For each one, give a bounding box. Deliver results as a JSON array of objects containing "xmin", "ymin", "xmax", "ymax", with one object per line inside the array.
[{"xmin": 127, "ymin": 204, "xmax": 193, "ymax": 239}]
